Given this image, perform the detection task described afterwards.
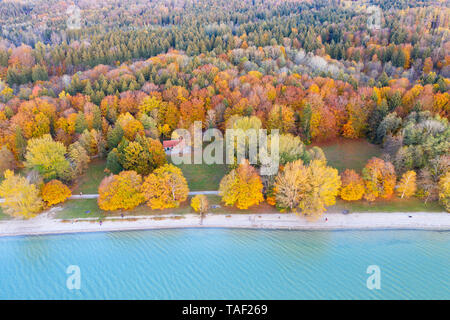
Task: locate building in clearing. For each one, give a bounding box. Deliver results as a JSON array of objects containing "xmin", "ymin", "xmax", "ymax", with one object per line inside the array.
[
  {"xmin": 163, "ymin": 139, "xmax": 181, "ymax": 151},
  {"xmin": 163, "ymin": 137, "xmax": 190, "ymax": 155}
]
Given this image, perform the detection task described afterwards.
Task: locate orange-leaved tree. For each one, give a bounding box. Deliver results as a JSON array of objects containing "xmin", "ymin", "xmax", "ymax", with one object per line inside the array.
[
  {"xmin": 141, "ymin": 164, "xmax": 189, "ymax": 210},
  {"xmin": 98, "ymin": 171, "xmax": 145, "ymax": 211},
  {"xmin": 116, "ymin": 112, "xmax": 144, "ymax": 140},
  {"xmin": 219, "ymin": 159, "xmax": 264, "ymax": 209},
  {"xmin": 42, "ymin": 180, "xmax": 72, "ymax": 206},
  {"xmin": 362, "ymin": 157, "xmax": 396, "ymax": 201},
  {"xmin": 340, "ymin": 169, "xmax": 365, "ymax": 201}
]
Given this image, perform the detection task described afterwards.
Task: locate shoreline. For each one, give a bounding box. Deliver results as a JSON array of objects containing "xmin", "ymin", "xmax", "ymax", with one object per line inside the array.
[{"xmin": 0, "ymin": 212, "xmax": 449, "ymax": 238}]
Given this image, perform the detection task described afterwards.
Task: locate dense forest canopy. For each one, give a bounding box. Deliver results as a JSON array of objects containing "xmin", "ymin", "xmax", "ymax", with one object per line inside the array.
[{"xmin": 0, "ymin": 0, "xmax": 448, "ymax": 85}]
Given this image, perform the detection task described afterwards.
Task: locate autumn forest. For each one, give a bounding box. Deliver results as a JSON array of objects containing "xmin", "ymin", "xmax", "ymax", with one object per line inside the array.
[{"xmin": 0, "ymin": 0, "xmax": 449, "ymax": 220}]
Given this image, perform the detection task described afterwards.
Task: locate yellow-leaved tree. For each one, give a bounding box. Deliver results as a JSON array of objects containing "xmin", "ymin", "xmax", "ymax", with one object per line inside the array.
[
  {"xmin": 219, "ymin": 159, "xmax": 264, "ymax": 209},
  {"xmin": 275, "ymin": 160, "xmax": 341, "ymax": 218},
  {"xmin": 396, "ymin": 171, "xmax": 417, "ymax": 199},
  {"xmin": 274, "ymin": 160, "xmax": 309, "ymax": 211},
  {"xmin": 191, "ymin": 194, "xmax": 209, "ymax": 216},
  {"xmin": 141, "ymin": 164, "xmax": 189, "ymax": 210},
  {"xmin": 119, "ymin": 135, "xmax": 166, "ymax": 175},
  {"xmin": 300, "ymin": 160, "xmax": 341, "ymax": 217},
  {"xmin": 438, "ymin": 171, "xmax": 450, "ymax": 212},
  {"xmin": 25, "ymin": 134, "xmax": 70, "ymax": 181},
  {"xmin": 98, "ymin": 171, "xmax": 145, "ymax": 211},
  {"xmin": 340, "ymin": 169, "xmax": 365, "ymax": 201},
  {"xmin": 0, "ymin": 170, "xmax": 43, "ymax": 218},
  {"xmin": 266, "ymin": 104, "xmax": 295, "ymax": 134},
  {"xmin": 42, "ymin": 180, "xmax": 72, "ymax": 206}
]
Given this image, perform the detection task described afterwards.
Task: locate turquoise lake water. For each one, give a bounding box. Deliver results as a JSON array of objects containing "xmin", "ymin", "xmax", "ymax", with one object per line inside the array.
[{"xmin": 0, "ymin": 229, "xmax": 448, "ymax": 299}]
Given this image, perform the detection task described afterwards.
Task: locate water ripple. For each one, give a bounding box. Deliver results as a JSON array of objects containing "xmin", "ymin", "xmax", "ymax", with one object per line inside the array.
[{"xmin": 0, "ymin": 229, "xmax": 448, "ymax": 299}]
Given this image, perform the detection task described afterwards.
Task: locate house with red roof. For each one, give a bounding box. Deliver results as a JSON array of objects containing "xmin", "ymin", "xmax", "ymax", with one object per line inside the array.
[
  {"xmin": 163, "ymin": 137, "xmax": 189, "ymax": 154},
  {"xmin": 163, "ymin": 139, "xmax": 181, "ymax": 150}
]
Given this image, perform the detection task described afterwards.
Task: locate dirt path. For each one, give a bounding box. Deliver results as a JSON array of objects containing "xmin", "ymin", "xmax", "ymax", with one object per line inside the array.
[{"xmin": 0, "ymin": 211, "xmax": 449, "ymax": 238}]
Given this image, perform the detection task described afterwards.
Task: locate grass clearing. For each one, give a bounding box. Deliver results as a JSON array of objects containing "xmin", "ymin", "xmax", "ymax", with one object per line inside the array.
[
  {"xmin": 56, "ymin": 195, "xmax": 444, "ymax": 221},
  {"xmin": 310, "ymin": 138, "xmax": 382, "ymax": 173},
  {"xmin": 56, "ymin": 199, "xmax": 103, "ymax": 219},
  {"xmin": 173, "ymin": 163, "xmax": 228, "ymax": 191},
  {"xmin": 56, "ymin": 195, "xmax": 279, "ymax": 220},
  {"xmin": 13, "ymin": 194, "xmax": 447, "ymax": 221},
  {"xmin": 329, "ymin": 198, "xmax": 444, "ymax": 213},
  {"xmin": 57, "ymin": 197, "xmax": 203, "ymax": 220},
  {"xmin": 70, "ymin": 152, "xmax": 228, "ymax": 194},
  {"xmin": 206, "ymin": 195, "xmax": 278, "ymax": 214},
  {"xmin": 167, "ymin": 150, "xmax": 228, "ymax": 191},
  {"xmin": 67, "ymin": 138, "xmax": 380, "ymax": 193},
  {"xmin": 0, "ymin": 207, "xmax": 9, "ymax": 220},
  {"xmin": 71, "ymin": 158, "xmax": 108, "ymax": 194}
]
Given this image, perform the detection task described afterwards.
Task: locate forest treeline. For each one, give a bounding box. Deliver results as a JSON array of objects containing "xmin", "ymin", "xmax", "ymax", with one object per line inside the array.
[{"xmin": 0, "ymin": 0, "xmax": 448, "ymax": 87}]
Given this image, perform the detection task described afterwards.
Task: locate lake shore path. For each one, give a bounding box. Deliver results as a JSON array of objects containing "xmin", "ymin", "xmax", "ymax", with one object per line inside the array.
[{"xmin": 0, "ymin": 211, "xmax": 449, "ymax": 238}]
